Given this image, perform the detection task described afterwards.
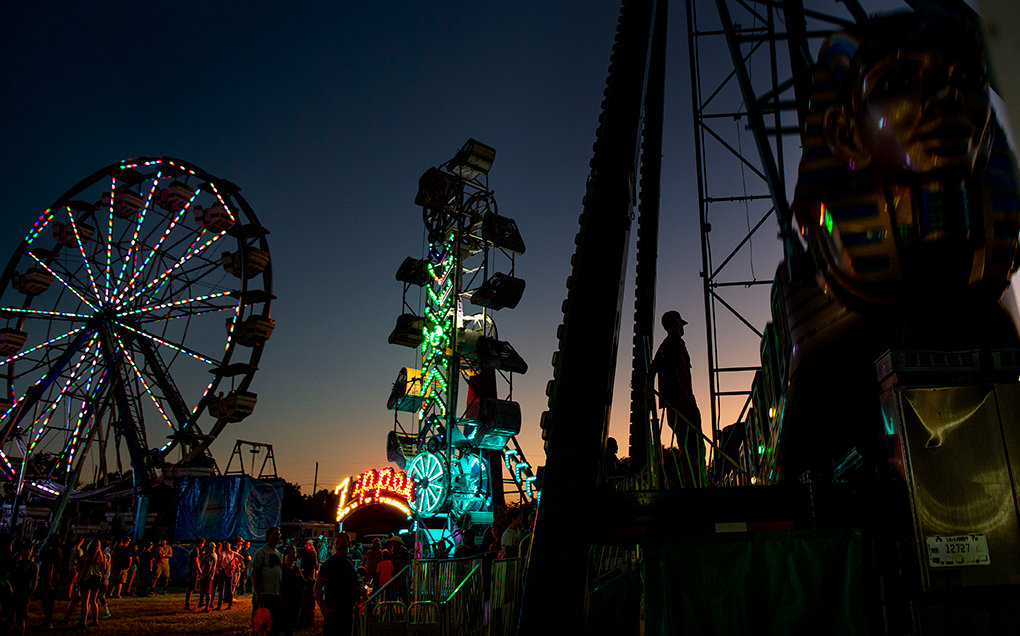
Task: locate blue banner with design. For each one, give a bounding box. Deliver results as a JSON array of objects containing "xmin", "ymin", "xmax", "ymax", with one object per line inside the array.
[{"xmin": 175, "ymin": 475, "xmax": 284, "ymax": 541}]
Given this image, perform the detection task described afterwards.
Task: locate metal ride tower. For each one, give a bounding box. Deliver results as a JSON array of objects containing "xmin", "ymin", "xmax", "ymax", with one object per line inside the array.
[
  {"xmin": 687, "ymin": 0, "xmax": 866, "ymax": 477},
  {"xmin": 387, "ymin": 140, "xmax": 534, "ymax": 544}
]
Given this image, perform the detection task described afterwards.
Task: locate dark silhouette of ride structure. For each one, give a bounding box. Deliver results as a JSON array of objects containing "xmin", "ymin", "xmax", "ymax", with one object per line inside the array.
[{"xmin": 519, "ymin": 1, "xmax": 1020, "ymax": 634}]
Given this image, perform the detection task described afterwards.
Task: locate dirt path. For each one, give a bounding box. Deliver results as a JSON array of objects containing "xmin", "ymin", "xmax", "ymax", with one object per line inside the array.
[{"xmin": 29, "ymin": 588, "xmax": 323, "ymax": 635}]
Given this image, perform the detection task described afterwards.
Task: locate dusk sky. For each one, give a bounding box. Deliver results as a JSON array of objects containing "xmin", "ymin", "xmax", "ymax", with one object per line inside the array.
[{"xmin": 1, "ymin": 0, "xmax": 1004, "ymax": 496}]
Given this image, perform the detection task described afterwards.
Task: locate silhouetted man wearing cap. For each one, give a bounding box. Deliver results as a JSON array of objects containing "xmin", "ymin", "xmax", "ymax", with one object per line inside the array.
[{"xmin": 649, "ymin": 310, "xmax": 705, "ymax": 487}]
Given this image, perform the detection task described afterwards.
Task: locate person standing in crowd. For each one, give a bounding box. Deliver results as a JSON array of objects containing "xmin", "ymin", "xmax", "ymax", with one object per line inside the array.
[
  {"xmin": 184, "ymin": 538, "xmax": 205, "ymax": 610},
  {"xmin": 78, "ymin": 539, "xmax": 105, "ymax": 628},
  {"xmin": 388, "ymin": 535, "xmax": 411, "ymax": 603},
  {"xmin": 454, "ymin": 529, "xmax": 478, "ymax": 558},
  {"xmin": 135, "ymin": 542, "xmax": 154, "ymax": 597},
  {"xmin": 198, "ymin": 542, "xmax": 217, "ymax": 612},
  {"xmin": 124, "ymin": 540, "xmax": 140, "ymax": 596},
  {"xmin": 298, "ymin": 540, "xmax": 318, "ymax": 628},
  {"xmin": 65, "ymin": 537, "xmax": 84, "ymax": 600},
  {"xmin": 376, "ymin": 550, "xmax": 394, "ymax": 591},
  {"xmin": 278, "ymin": 545, "xmax": 305, "ymax": 636},
  {"xmin": 37, "ymin": 534, "xmax": 62, "ymax": 629},
  {"xmin": 252, "ymin": 525, "xmax": 284, "ymax": 629},
  {"xmin": 154, "ymin": 539, "xmax": 173, "ymax": 594},
  {"xmin": 109, "ymin": 537, "xmax": 131, "ymax": 598},
  {"xmin": 604, "ymin": 437, "xmax": 625, "ymax": 478},
  {"xmin": 98, "ymin": 545, "xmax": 112, "ymax": 619},
  {"xmin": 500, "ymin": 510, "xmax": 523, "ymax": 558},
  {"xmin": 648, "ymin": 310, "xmax": 706, "ymax": 487},
  {"xmin": 236, "ymin": 538, "xmax": 252, "ymax": 596},
  {"xmin": 345, "ymin": 539, "xmax": 361, "ymax": 564},
  {"xmin": 9, "ymin": 540, "xmax": 38, "ymax": 636},
  {"xmin": 362, "ymin": 538, "xmax": 382, "ymax": 587},
  {"xmin": 59, "ymin": 539, "xmax": 83, "ymax": 623},
  {"xmin": 215, "ymin": 541, "xmax": 236, "ymax": 610},
  {"xmin": 314, "ymin": 532, "xmax": 362, "ymax": 636}
]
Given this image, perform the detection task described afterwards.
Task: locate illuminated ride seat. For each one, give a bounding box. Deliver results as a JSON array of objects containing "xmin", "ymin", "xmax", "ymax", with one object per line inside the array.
[
  {"xmin": 193, "ymin": 203, "xmax": 235, "ymax": 232},
  {"xmin": 12, "ymin": 269, "xmax": 54, "ymax": 296},
  {"xmin": 156, "ymin": 182, "xmax": 195, "ymax": 213},
  {"xmin": 386, "ymin": 430, "xmax": 419, "ymax": 469},
  {"xmin": 458, "ymin": 399, "xmax": 521, "ymax": 450},
  {"xmin": 221, "ymin": 248, "xmax": 270, "ymax": 279},
  {"xmin": 208, "ymin": 390, "xmax": 257, "ymax": 422},
  {"xmin": 51, "ymin": 221, "xmax": 95, "ymax": 247},
  {"xmin": 231, "ymin": 316, "xmax": 275, "ymax": 347},
  {"xmin": 101, "ymin": 189, "xmax": 145, "ymax": 219},
  {"xmin": 0, "ymin": 329, "xmax": 28, "ymax": 357},
  {"xmin": 388, "ymin": 367, "xmax": 423, "ymax": 412}
]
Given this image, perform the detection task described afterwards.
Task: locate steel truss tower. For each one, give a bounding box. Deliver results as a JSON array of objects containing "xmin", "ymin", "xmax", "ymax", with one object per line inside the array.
[{"xmin": 687, "ymin": 0, "xmax": 869, "ymax": 457}]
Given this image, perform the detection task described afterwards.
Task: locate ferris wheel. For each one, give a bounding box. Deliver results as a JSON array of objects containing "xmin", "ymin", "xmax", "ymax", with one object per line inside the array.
[{"xmin": 0, "ymin": 157, "xmax": 273, "ymax": 500}]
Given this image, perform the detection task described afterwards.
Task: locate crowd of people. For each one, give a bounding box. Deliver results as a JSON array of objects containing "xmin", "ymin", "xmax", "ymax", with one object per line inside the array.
[{"xmin": 0, "ymin": 506, "xmax": 538, "ymax": 636}]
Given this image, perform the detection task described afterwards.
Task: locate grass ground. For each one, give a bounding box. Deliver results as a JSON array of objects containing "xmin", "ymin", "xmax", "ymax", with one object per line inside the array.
[{"xmin": 27, "ymin": 587, "xmax": 323, "ymax": 635}]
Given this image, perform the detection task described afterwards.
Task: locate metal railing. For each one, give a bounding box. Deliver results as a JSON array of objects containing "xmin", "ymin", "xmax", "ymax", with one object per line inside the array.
[
  {"xmin": 358, "ymin": 556, "xmax": 493, "ymax": 636},
  {"xmin": 488, "ymin": 558, "xmax": 525, "ymax": 636}
]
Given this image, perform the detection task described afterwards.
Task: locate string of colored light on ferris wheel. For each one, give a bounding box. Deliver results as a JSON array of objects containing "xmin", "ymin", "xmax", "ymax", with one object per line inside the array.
[
  {"xmin": 0, "ymin": 306, "xmax": 92, "ymax": 320},
  {"xmin": 206, "ymin": 182, "xmax": 238, "ymax": 225},
  {"xmin": 113, "ymin": 185, "xmax": 199, "ymax": 305},
  {"xmin": 25, "ymin": 333, "xmax": 99, "ymax": 454},
  {"xmin": 121, "ymin": 226, "xmax": 226, "ymax": 308},
  {"xmin": 111, "ymin": 331, "xmax": 176, "ymax": 431},
  {"xmin": 104, "ymin": 176, "xmax": 117, "ymax": 301},
  {"xmin": 135, "ymin": 304, "xmax": 237, "ymax": 325},
  {"xmin": 0, "ymin": 449, "xmax": 15, "ymax": 479},
  {"xmin": 28, "ymin": 481, "xmax": 60, "ymax": 497},
  {"xmin": 118, "ymin": 158, "xmax": 199, "ymax": 177},
  {"xmin": 118, "ymin": 291, "xmax": 233, "ymax": 318},
  {"xmin": 60, "ymin": 363, "xmax": 108, "ymax": 473},
  {"xmin": 0, "ymin": 326, "xmax": 86, "ymax": 369},
  {"xmin": 114, "ymin": 322, "xmax": 219, "ymax": 366},
  {"xmin": 67, "ymin": 208, "xmax": 104, "ymax": 304},
  {"xmin": 24, "ymin": 209, "xmax": 54, "ymax": 245},
  {"xmin": 26, "ymin": 250, "xmax": 98, "ymax": 312},
  {"xmin": 222, "ymin": 308, "xmax": 242, "ymax": 354},
  {"xmin": 111, "ymin": 174, "xmax": 160, "ymax": 301}
]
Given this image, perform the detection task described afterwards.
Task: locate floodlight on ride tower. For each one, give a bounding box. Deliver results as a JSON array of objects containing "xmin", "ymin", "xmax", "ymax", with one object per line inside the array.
[
  {"xmin": 448, "ymin": 139, "xmax": 496, "ymax": 181},
  {"xmin": 469, "ymin": 272, "xmax": 526, "ymax": 310}
]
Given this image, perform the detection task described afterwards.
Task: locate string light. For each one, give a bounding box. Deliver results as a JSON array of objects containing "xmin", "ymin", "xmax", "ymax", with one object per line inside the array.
[
  {"xmin": 0, "ymin": 327, "xmax": 86, "ymax": 368},
  {"xmin": 111, "ymin": 331, "xmax": 176, "ymax": 430},
  {"xmin": 0, "ymin": 307, "xmax": 91, "ymax": 320},
  {"xmin": 68, "ymin": 209, "xmax": 104, "ymax": 304},
  {"xmin": 118, "ymin": 291, "xmax": 232, "ymax": 317},
  {"xmin": 105, "ymin": 176, "xmax": 116, "ymax": 300},
  {"xmin": 115, "ymin": 185, "xmax": 198, "ymax": 304},
  {"xmin": 123, "ymin": 227, "xmax": 225, "ymax": 306},
  {"xmin": 25, "ymin": 209, "xmax": 54, "ymax": 245},
  {"xmin": 26, "ymin": 334, "xmax": 99, "ymax": 453},
  {"xmin": 26, "ymin": 251, "xmax": 97, "ymax": 311},
  {"xmin": 112, "ymin": 174, "xmax": 160, "ymax": 296},
  {"xmin": 114, "ymin": 322, "xmax": 219, "ymax": 366}
]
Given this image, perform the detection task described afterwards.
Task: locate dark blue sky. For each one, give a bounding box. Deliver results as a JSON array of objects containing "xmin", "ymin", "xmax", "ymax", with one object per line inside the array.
[{"xmin": 2, "ymin": 1, "xmax": 979, "ymax": 493}]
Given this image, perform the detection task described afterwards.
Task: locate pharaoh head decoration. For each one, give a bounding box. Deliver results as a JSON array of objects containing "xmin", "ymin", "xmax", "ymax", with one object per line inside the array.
[{"xmin": 793, "ymin": 11, "xmax": 1020, "ymax": 307}]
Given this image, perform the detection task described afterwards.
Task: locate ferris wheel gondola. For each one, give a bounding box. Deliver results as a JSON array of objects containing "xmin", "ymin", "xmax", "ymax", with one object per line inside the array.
[{"xmin": 0, "ymin": 157, "xmax": 273, "ymax": 500}]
